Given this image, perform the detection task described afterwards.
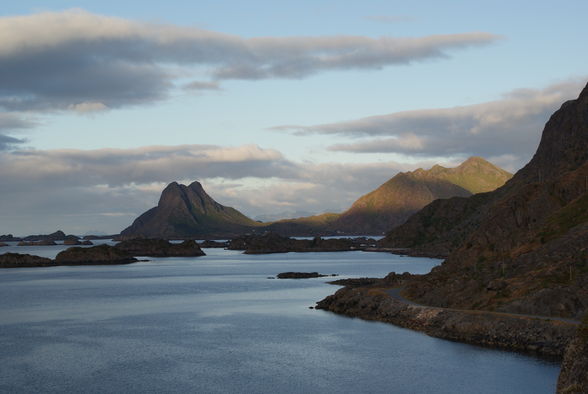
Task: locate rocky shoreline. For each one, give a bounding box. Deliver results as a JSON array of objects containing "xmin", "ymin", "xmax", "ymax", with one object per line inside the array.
[{"xmin": 316, "ymin": 285, "xmax": 577, "ymax": 358}]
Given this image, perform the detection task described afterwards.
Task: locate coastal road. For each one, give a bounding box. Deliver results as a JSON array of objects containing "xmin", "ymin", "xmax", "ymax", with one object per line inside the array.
[{"xmin": 385, "ymin": 288, "xmax": 580, "ymax": 325}]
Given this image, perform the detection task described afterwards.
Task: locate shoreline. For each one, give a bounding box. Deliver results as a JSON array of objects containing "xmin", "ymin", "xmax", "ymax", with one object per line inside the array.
[{"xmin": 316, "ymin": 285, "xmax": 577, "ymax": 358}]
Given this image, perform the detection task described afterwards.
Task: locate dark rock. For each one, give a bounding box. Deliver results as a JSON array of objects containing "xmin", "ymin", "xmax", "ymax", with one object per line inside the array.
[
  {"xmin": 276, "ymin": 272, "xmax": 335, "ymax": 279},
  {"xmin": 55, "ymin": 244, "xmax": 137, "ymax": 265},
  {"xmin": 82, "ymin": 235, "xmax": 116, "ymax": 240},
  {"xmin": 0, "ymin": 253, "xmax": 53, "ymax": 268},
  {"xmin": 0, "ymin": 234, "xmax": 20, "ymax": 242},
  {"xmin": 557, "ymin": 316, "xmax": 588, "ymax": 393},
  {"xmin": 17, "ymin": 240, "xmax": 57, "ymax": 246},
  {"xmin": 62, "ymin": 239, "xmax": 93, "ymax": 246},
  {"xmin": 316, "ymin": 286, "xmax": 576, "ymax": 358},
  {"xmin": 115, "ymin": 238, "xmax": 205, "ymax": 257},
  {"xmin": 328, "ymin": 277, "xmax": 381, "ymax": 287},
  {"xmin": 22, "ymin": 230, "xmax": 68, "ymax": 242},
  {"xmin": 199, "ymin": 240, "xmax": 228, "ymax": 248},
  {"xmin": 228, "ymin": 233, "xmax": 374, "ymax": 254}
]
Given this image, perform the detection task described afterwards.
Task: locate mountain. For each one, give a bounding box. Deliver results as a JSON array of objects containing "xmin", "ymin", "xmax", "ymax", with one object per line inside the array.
[
  {"xmin": 269, "ymin": 157, "xmax": 510, "ymax": 236},
  {"xmin": 381, "ymin": 82, "xmax": 588, "ymax": 319},
  {"xmin": 121, "ymin": 181, "xmax": 261, "ymax": 238},
  {"xmin": 331, "ymin": 157, "xmax": 511, "ymax": 234},
  {"xmin": 121, "ymin": 159, "xmax": 510, "ymax": 239}
]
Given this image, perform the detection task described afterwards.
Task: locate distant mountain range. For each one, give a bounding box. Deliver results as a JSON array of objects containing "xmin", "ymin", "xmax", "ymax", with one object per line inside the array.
[
  {"xmin": 121, "ymin": 157, "xmax": 511, "ymax": 238},
  {"xmin": 267, "ymin": 156, "xmax": 511, "ymax": 235}
]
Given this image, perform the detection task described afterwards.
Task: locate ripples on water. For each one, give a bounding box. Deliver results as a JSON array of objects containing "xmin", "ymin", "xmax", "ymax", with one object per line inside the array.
[{"xmin": 0, "ymin": 245, "xmax": 559, "ymax": 393}]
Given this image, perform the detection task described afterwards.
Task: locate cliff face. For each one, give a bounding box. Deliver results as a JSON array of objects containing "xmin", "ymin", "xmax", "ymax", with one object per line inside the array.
[
  {"xmin": 383, "ymin": 82, "xmax": 588, "ymax": 319},
  {"xmin": 121, "ymin": 181, "xmax": 261, "ymax": 238},
  {"xmin": 557, "ymin": 317, "xmax": 588, "ymax": 393}
]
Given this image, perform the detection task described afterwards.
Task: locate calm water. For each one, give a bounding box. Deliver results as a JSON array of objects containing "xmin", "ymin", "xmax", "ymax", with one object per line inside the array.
[{"xmin": 0, "ymin": 244, "xmax": 559, "ymax": 393}]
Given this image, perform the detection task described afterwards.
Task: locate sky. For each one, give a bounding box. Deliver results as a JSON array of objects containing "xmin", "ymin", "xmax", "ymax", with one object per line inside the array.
[{"xmin": 0, "ymin": 1, "xmax": 587, "ymax": 235}]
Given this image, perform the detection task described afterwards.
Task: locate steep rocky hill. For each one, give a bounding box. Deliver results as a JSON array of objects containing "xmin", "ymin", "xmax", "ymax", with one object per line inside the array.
[
  {"xmin": 121, "ymin": 181, "xmax": 261, "ymax": 238},
  {"xmin": 382, "ymin": 82, "xmax": 588, "ymax": 319}
]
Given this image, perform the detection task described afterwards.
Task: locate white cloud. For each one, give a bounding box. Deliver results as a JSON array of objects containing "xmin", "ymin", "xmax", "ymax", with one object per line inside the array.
[
  {"xmin": 275, "ymin": 79, "xmax": 586, "ymax": 169},
  {"xmin": 0, "ymin": 9, "xmax": 499, "ymax": 112}
]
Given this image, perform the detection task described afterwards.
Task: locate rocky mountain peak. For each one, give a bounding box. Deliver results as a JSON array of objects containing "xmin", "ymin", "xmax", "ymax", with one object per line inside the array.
[{"xmin": 516, "ymin": 82, "xmax": 588, "ymax": 184}]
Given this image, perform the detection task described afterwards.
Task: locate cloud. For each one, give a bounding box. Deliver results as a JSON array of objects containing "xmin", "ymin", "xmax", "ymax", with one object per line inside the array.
[
  {"xmin": 0, "ymin": 134, "xmax": 26, "ymax": 150},
  {"xmin": 183, "ymin": 81, "xmax": 222, "ymax": 91},
  {"xmin": 0, "ymin": 9, "xmax": 500, "ymax": 113},
  {"xmin": 0, "ymin": 144, "xmax": 295, "ymax": 189},
  {"xmin": 365, "ymin": 15, "xmax": 415, "ymax": 23},
  {"xmin": 275, "ymin": 79, "xmax": 586, "ymax": 169},
  {"xmin": 0, "ymin": 112, "xmax": 37, "ymax": 150},
  {"xmin": 68, "ymin": 101, "xmax": 108, "ymax": 113}
]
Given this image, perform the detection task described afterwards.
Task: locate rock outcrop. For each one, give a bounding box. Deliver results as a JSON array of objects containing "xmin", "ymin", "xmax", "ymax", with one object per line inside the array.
[
  {"xmin": 55, "ymin": 244, "xmax": 137, "ymax": 265},
  {"xmin": 276, "ymin": 272, "xmax": 336, "ymax": 279},
  {"xmin": 199, "ymin": 240, "xmax": 228, "ymax": 248},
  {"xmin": 557, "ymin": 316, "xmax": 588, "ymax": 393},
  {"xmin": 0, "ymin": 253, "xmax": 53, "ymax": 268},
  {"xmin": 115, "ymin": 239, "xmax": 205, "ymax": 257},
  {"xmin": 228, "ymin": 233, "xmax": 376, "ymax": 254},
  {"xmin": 21, "ymin": 230, "xmax": 75, "ymax": 242},
  {"xmin": 17, "ymin": 240, "xmax": 57, "ymax": 246},
  {"xmin": 317, "ymin": 285, "xmax": 576, "ymax": 358},
  {"xmin": 121, "ymin": 181, "xmax": 261, "ymax": 239},
  {"xmin": 63, "ymin": 239, "xmax": 93, "ymax": 245},
  {"xmin": 0, "ymin": 234, "xmax": 20, "ymax": 242}
]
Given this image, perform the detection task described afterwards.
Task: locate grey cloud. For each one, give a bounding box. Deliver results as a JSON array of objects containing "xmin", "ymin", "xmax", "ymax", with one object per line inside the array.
[
  {"xmin": 0, "ymin": 141, "xmax": 428, "ymax": 234},
  {"xmin": 0, "ymin": 144, "xmax": 296, "ymax": 189},
  {"xmin": 183, "ymin": 81, "xmax": 222, "ymax": 91},
  {"xmin": 0, "ymin": 134, "xmax": 26, "ymax": 150},
  {"xmin": 278, "ymin": 80, "xmax": 585, "ymax": 169},
  {"xmin": 0, "ymin": 112, "xmax": 36, "ymax": 150},
  {"xmin": 0, "ymin": 9, "xmax": 500, "ymax": 112}
]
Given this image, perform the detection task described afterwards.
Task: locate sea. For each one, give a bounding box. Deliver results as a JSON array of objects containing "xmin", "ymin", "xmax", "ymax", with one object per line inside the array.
[{"xmin": 0, "ymin": 242, "xmax": 560, "ymax": 393}]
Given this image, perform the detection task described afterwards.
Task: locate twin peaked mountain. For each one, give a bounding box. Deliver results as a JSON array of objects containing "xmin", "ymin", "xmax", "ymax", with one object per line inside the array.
[{"xmin": 121, "ymin": 157, "xmax": 511, "ymax": 238}]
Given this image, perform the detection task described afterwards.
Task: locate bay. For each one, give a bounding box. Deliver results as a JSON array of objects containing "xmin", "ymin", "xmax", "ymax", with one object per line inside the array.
[{"xmin": 0, "ymin": 246, "xmax": 559, "ymax": 393}]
